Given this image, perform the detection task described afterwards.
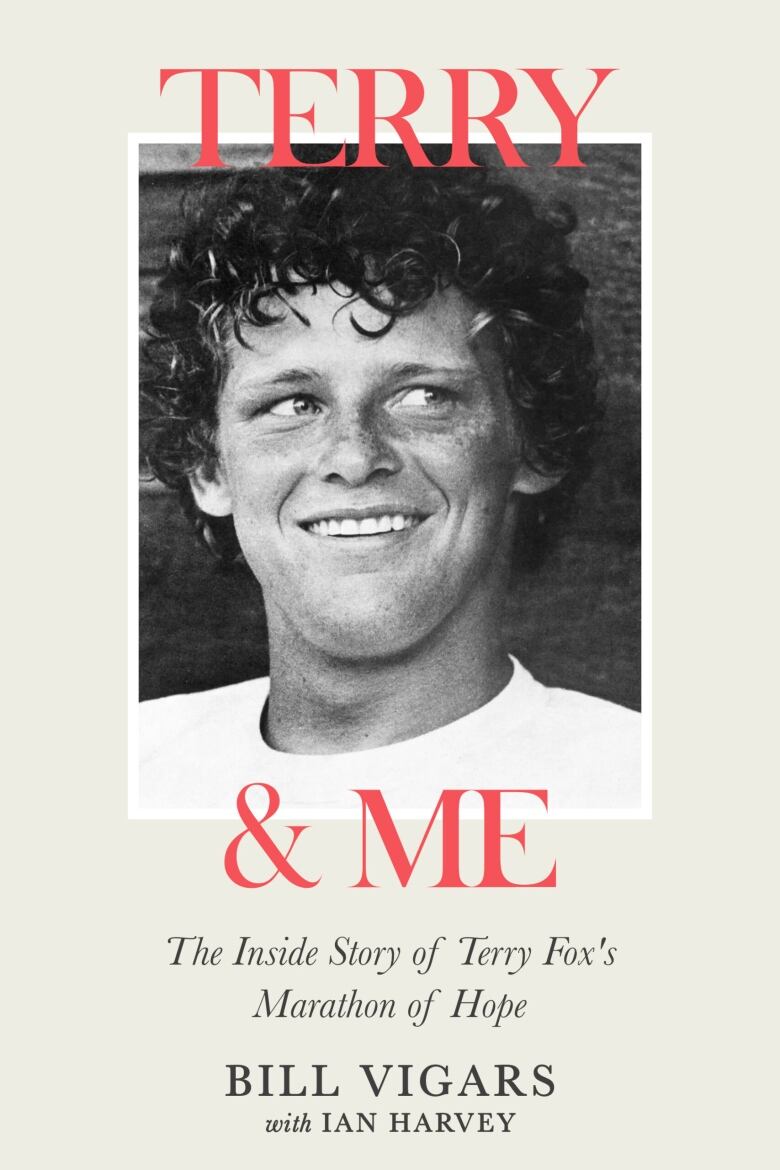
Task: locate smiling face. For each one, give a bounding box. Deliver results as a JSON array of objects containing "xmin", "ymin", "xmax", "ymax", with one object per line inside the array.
[{"xmin": 191, "ymin": 285, "xmax": 548, "ymax": 663}]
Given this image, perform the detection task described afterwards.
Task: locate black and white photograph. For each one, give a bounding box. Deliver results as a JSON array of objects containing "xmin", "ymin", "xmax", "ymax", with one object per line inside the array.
[{"xmin": 133, "ymin": 139, "xmax": 646, "ymax": 817}]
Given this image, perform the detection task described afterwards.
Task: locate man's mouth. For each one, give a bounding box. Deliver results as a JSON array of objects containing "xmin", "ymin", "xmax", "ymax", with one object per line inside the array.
[{"xmin": 303, "ymin": 513, "xmax": 423, "ymax": 538}]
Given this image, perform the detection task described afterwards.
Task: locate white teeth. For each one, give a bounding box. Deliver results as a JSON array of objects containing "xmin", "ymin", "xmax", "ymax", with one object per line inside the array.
[{"xmin": 307, "ymin": 513, "xmax": 421, "ymax": 537}]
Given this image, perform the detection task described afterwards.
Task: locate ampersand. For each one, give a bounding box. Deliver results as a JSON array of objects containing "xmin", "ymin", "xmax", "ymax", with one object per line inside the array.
[{"xmin": 224, "ymin": 783, "xmax": 320, "ymax": 888}]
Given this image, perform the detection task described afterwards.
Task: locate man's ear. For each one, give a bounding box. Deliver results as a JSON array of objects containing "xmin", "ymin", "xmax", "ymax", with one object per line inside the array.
[
  {"xmin": 188, "ymin": 464, "xmax": 233, "ymax": 517},
  {"xmin": 510, "ymin": 462, "xmax": 565, "ymax": 496}
]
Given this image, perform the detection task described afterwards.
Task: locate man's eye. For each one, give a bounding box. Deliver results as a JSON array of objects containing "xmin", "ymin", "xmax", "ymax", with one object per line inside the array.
[
  {"xmin": 267, "ymin": 395, "xmax": 321, "ymax": 418},
  {"xmin": 395, "ymin": 387, "xmax": 448, "ymax": 409}
]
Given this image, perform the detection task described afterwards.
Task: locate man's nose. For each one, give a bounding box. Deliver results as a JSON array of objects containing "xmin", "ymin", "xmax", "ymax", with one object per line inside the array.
[{"xmin": 316, "ymin": 408, "xmax": 402, "ymax": 486}]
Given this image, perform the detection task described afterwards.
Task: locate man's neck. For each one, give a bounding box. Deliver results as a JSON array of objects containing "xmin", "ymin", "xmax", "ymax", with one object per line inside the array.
[{"xmin": 264, "ymin": 613, "xmax": 512, "ymax": 755}]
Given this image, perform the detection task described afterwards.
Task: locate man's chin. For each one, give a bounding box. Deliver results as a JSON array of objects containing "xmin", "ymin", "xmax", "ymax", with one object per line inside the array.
[{"xmin": 294, "ymin": 603, "xmax": 440, "ymax": 664}]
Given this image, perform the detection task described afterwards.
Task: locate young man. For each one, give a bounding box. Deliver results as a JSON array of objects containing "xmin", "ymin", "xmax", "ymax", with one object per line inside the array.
[{"xmin": 139, "ymin": 159, "xmax": 640, "ymax": 813}]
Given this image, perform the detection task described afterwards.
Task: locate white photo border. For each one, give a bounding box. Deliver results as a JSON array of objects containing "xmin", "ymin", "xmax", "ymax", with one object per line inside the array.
[{"xmin": 128, "ymin": 131, "xmax": 652, "ymax": 821}]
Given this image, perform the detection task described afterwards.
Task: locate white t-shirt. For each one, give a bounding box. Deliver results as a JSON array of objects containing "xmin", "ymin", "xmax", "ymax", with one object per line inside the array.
[{"xmin": 138, "ymin": 658, "xmax": 641, "ymax": 816}]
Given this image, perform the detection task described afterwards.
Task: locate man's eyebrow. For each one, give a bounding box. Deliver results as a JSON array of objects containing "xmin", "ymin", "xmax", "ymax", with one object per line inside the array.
[
  {"xmin": 233, "ymin": 368, "xmax": 321, "ymax": 392},
  {"xmin": 380, "ymin": 361, "xmax": 481, "ymax": 379}
]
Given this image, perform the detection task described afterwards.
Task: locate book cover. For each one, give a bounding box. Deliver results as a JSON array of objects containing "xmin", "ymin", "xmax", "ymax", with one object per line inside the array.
[{"xmin": 6, "ymin": 4, "xmax": 773, "ymax": 1167}]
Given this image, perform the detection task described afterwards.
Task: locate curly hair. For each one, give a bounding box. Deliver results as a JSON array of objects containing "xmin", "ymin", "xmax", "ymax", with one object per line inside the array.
[{"xmin": 142, "ymin": 154, "xmax": 600, "ymax": 561}]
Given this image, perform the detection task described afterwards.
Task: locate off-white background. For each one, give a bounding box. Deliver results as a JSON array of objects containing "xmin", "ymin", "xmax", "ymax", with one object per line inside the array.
[{"xmin": 5, "ymin": 2, "xmax": 776, "ymax": 1166}]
